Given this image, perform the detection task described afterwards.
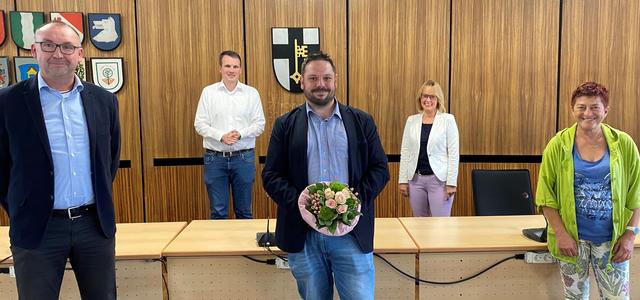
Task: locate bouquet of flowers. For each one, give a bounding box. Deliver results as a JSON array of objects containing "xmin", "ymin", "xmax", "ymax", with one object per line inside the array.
[{"xmin": 298, "ymin": 181, "xmax": 361, "ymax": 236}]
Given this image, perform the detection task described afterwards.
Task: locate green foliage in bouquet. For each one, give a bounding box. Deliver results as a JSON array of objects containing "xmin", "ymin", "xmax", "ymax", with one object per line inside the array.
[{"xmin": 305, "ymin": 181, "xmax": 361, "ymax": 234}]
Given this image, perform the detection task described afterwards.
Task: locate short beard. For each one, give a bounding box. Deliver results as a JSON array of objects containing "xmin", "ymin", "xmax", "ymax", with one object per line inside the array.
[{"xmin": 304, "ymin": 88, "xmax": 335, "ymax": 108}]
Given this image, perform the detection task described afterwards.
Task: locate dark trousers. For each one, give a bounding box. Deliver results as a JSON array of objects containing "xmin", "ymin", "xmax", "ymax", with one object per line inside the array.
[{"xmin": 11, "ymin": 211, "xmax": 116, "ymax": 300}]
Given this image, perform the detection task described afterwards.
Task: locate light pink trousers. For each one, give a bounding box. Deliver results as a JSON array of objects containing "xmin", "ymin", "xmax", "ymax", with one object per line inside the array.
[{"xmin": 408, "ymin": 174, "xmax": 454, "ymax": 217}]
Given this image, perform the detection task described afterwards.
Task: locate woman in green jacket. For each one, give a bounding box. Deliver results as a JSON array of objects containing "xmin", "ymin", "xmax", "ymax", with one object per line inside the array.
[{"xmin": 536, "ymin": 82, "xmax": 640, "ymax": 299}]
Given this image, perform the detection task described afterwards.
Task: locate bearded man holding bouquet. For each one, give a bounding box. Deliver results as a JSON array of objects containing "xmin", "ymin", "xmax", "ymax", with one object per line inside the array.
[{"xmin": 262, "ymin": 51, "xmax": 389, "ymax": 300}]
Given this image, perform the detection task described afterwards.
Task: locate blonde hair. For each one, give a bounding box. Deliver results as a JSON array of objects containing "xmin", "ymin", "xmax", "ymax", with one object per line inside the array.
[{"xmin": 416, "ymin": 80, "xmax": 446, "ymax": 113}]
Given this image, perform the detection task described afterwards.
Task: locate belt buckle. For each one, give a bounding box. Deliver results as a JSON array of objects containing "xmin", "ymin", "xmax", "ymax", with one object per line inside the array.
[
  {"xmin": 222, "ymin": 151, "xmax": 232, "ymax": 158},
  {"xmin": 67, "ymin": 205, "xmax": 81, "ymax": 220}
]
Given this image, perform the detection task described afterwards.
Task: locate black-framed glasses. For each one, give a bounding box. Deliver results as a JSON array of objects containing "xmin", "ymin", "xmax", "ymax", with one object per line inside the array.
[
  {"xmin": 35, "ymin": 41, "xmax": 81, "ymax": 55},
  {"xmin": 421, "ymin": 93, "xmax": 438, "ymax": 101}
]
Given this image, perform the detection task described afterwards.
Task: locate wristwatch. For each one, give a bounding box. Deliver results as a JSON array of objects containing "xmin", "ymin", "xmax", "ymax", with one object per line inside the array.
[{"xmin": 626, "ymin": 226, "xmax": 640, "ymax": 235}]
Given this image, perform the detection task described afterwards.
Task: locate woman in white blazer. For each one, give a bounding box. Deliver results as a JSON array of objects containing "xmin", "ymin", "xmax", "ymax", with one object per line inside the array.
[{"xmin": 399, "ymin": 80, "xmax": 459, "ymax": 216}]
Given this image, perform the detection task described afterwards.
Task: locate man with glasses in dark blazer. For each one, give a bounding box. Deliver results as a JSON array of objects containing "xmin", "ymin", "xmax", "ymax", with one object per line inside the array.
[{"xmin": 0, "ymin": 21, "xmax": 120, "ymax": 299}]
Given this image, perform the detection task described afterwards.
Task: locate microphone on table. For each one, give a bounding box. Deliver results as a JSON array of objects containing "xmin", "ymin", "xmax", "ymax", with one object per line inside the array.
[
  {"xmin": 256, "ymin": 218, "xmax": 277, "ymax": 247},
  {"xmin": 256, "ymin": 166, "xmax": 277, "ymax": 247},
  {"xmin": 521, "ymin": 192, "xmax": 547, "ymax": 243}
]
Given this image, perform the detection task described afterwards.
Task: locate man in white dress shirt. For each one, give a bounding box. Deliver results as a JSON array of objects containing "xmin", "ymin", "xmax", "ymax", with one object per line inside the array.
[{"xmin": 194, "ymin": 50, "xmax": 265, "ymax": 219}]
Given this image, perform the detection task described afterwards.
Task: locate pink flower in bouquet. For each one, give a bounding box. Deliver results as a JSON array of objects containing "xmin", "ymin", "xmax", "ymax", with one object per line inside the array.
[
  {"xmin": 299, "ymin": 182, "xmax": 362, "ymax": 236},
  {"xmin": 324, "ymin": 188, "xmax": 335, "ymax": 199},
  {"xmin": 335, "ymin": 191, "xmax": 346, "ymax": 205}
]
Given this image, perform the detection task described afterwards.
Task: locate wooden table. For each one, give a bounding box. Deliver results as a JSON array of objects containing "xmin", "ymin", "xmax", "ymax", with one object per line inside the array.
[
  {"xmin": 163, "ymin": 218, "xmax": 418, "ymax": 299},
  {"xmin": 0, "ymin": 222, "xmax": 187, "ymax": 299},
  {"xmin": 400, "ymin": 215, "xmax": 640, "ymax": 300}
]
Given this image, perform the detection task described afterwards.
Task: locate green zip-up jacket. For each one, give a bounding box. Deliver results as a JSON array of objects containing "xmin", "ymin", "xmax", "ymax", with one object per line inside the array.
[{"xmin": 536, "ymin": 123, "xmax": 640, "ymax": 267}]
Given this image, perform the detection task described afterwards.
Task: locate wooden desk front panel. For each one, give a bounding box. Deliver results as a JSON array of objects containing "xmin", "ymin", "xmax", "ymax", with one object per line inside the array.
[
  {"xmin": 167, "ymin": 256, "xmax": 299, "ymax": 300},
  {"xmin": 0, "ymin": 260, "xmax": 161, "ymax": 300},
  {"xmin": 419, "ymin": 250, "xmax": 640, "ymax": 300},
  {"xmin": 164, "ymin": 218, "xmax": 417, "ymax": 299},
  {"xmin": 419, "ymin": 251, "xmax": 561, "ymax": 299},
  {"xmin": 167, "ymin": 254, "xmax": 416, "ymax": 300},
  {"xmin": 0, "ymin": 222, "xmax": 185, "ymax": 299}
]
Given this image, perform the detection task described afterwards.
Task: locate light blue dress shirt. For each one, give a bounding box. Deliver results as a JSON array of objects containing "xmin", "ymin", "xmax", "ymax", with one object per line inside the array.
[
  {"xmin": 38, "ymin": 73, "xmax": 94, "ymax": 209},
  {"xmin": 306, "ymin": 100, "xmax": 349, "ymax": 185}
]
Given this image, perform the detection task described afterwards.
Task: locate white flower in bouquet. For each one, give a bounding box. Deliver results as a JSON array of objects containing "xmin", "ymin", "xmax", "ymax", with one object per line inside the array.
[
  {"xmin": 335, "ymin": 191, "xmax": 347, "ymax": 205},
  {"xmin": 299, "ymin": 182, "xmax": 362, "ymax": 235}
]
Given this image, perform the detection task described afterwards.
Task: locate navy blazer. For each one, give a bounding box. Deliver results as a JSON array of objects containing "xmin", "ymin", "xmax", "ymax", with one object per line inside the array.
[
  {"xmin": 0, "ymin": 76, "xmax": 121, "ymax": 249},
  {"xmin": 262, "ymin": 102, "xmax": 389, "ymax": 253}
]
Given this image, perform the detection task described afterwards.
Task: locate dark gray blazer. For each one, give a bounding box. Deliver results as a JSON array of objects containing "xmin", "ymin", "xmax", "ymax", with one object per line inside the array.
[
  {"xmin": 0, "ymin": 76, "xmax": 121, "ymax": 249},
  {"xmin": 262, "ymin": 102, "xmax": 389, "ymax": 253}
]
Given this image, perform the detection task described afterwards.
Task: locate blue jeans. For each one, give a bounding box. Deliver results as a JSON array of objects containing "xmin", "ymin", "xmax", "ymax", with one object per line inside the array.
[
  {"xmin": 203, "ymin": 149, "xmax": 255, "ymax": 219},
  {"xmin": 287, "ymin": 230, "xmax": 375, "ymax": 300},
  {"xmin": 11, "ymin": 211, "xmax": 116, "ymax": 300}
]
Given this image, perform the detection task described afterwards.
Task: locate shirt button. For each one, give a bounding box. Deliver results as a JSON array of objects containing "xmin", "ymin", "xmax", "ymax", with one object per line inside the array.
[
  {"xmin": 71, "ymin": 153, "xmax": 76, "ymax": 157},
  {"xmin": 50, "ymin": 195, "xmax": 54, "ymax": 200},
  {"xmin": 72, "ymin": 172, "xmax": 77, "ymax": 176},
  {"xmin": 49, "ymin": 171, "xmax": 53, "ymax": 176}
]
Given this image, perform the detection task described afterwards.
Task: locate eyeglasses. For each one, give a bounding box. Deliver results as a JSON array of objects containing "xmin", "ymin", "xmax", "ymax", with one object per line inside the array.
[
  {"xmin": 421, "ymin": 94, "xmax": 438, "ymax": 101},
  {"xmin": 35, "ymin": 41, "xmax": 81, "ymax": 55}
]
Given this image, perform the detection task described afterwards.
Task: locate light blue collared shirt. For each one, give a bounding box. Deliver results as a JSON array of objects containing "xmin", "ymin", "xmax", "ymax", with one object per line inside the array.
[
  {"xmin": 38, "ymin": 73, "xmax": 94, "ymax": 209},
  {"xmin": 306, "ymin": 100, "xmax": 349, "ymax": 185}
]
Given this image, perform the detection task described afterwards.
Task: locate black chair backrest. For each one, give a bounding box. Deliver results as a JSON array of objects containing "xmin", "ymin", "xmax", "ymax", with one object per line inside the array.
[{"xmin": 472, "ymin": 169, "xmax": 534, "ymax": 216}]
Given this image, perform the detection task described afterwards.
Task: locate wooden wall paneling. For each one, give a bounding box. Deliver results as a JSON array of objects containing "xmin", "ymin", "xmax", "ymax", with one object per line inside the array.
[
  {"xmin": 451, "ymin": 0, "xmax": 560, "ymax": 155},
  {"xmin": 137, "ymin": 0, "xmax": 244, "ymax": 222},
  {"xmin": 349, "ymin": 0, "xmax": 450, "ymax": 154},
  {"xmin": 559, "ymin": 0, "xmax": 640, "ymax": 142},
  {"xmin": 14, "ymin": 0, "xmax": 143, "ymax": 222},
  {"xmin": 455, "ymin": 163, "xmax": 541, "ymax": 216},
  {"xmin": 0, "ymin": 0, "xmax": 16, "ymax": 225},
  {"xmin": 144, "ymin": 166, "xmax": 209, "ymax": 221},
  {"xmin": 252, "ymin": 163, "xmax": 277, "ymax": 219},
  {"xmin": 373, "ymin": 163, "xmax": 414, "ymax": 218},
  {"xmin": 245, "ymin": 0, "xmax": 347, "ymax": 157},
  {"xmin": 245, "ymin": 0, "xmax": 347, "ymax": 219}
]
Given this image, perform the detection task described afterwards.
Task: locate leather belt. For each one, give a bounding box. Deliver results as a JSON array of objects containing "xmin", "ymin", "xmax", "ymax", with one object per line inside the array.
[
  {"xmin": 52, "ymin": 204, "xmax": 96, "ymax": 219},
  {"xmin": 206, "ymin": 148, "xmax": 253, "ymax": 158},
  {"xmin": 416, "ymin": 170, "xmax": 433, "ymax": 176}
]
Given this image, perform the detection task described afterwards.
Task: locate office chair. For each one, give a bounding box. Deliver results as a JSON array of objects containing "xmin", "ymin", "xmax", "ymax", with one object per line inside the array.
[
  {"xmin": 472, "ymin": 169, "xmax": 534, "ymax": 215},
  {"xmin": 471, "ymin": 169, "xmax": 546, "ymax": 242}
]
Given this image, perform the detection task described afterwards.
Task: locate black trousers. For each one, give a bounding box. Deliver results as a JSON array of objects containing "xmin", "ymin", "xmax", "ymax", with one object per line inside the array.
[{"xmin": 11, "ymin": 211, "xmax": 116, "ymax": 300}]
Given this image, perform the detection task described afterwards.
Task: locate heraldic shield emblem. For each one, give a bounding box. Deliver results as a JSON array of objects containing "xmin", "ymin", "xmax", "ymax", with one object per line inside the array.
[
  {"xmin": 50, "ymin": 12, "xmax": 84, "ymax": 43},
  {"xmin": 272, "ymin": 27, "xmax": 320, "ymax": 93},
  {"xmin": 10, "ymin": 11, "xmax": 45, "ymax": 50},
  {"xmin": 0, "ymin": 11, "xmax": 6, "ymax": 47},
  {"xmin": 92, "ymin": 58, "xmax": 124, "ymax": 93},
  {"xmin": 0, "ymin": 57, "xmax": 9, "ymax": 88},
  {"xmin": 14, "ymin": 56, "xmax": 39, "ymax": 82},
  {"xmin": 88, "ymin": 13, "xmax": 122, "ymax": 51}
]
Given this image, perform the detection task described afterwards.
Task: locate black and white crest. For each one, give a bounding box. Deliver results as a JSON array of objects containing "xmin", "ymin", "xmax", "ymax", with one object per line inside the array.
[{"xmin": 271, "ymin": 27, "xmax": 320, "ymax": 93}]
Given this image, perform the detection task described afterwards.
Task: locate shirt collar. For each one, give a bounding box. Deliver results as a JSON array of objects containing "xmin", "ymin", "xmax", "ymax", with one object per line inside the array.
[
  {"xmin": 305, "ymin": 98, "xmax": 342, "ymax": 120},
  {"xmin": 218, "ymin": 80, "xmax": 243, "ymax": 93},
  {"xmin": 37, "ymin": 72, "xmax": 84, "ymax": 94}
]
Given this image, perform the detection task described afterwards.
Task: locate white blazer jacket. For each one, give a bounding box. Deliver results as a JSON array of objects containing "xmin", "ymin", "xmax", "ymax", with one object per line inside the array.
[{"xmin": 399, "ymin": 111, "xmax": 459, "ymax": 185}]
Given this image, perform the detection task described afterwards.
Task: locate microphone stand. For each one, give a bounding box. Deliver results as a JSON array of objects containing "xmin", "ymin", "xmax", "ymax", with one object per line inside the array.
[
  {"xmin": 256, "ymin": 218, "xmax": 277, "ymax": 247},
  {"xmin": 521, "ymin": 192, "xmax": 547, "ymax": 243}
]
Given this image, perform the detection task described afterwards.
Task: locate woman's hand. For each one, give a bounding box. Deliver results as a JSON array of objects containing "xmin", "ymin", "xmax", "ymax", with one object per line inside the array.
[
  {"xmin": 445, "ymin": 185, "xmax": 456, "ymax": 200},
  {"xmin": 613, "ymin": 230, "xmax": 635, "ymax": 263},
  {"xmin": 399, "ymin": 183, "xmax": 409, "ymax": 197},
  {"xmin": 556, "ymin": 230, "xmax": 578, "ymax": 257}
]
